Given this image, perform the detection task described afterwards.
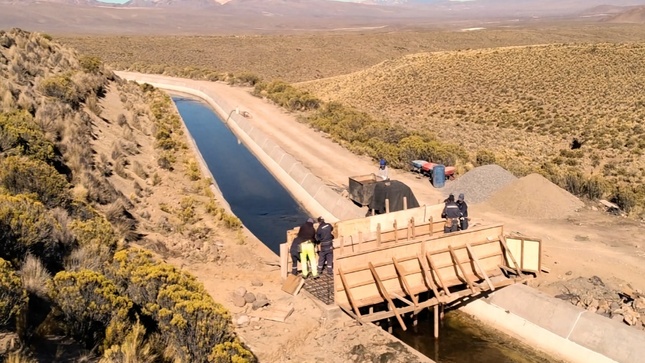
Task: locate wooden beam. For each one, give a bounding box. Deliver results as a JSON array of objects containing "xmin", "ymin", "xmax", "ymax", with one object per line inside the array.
[
  {"xmin": 392, "ymin": 257, "xmax": 419, "ymax": 306},
  {"xmin": 426, "ymin": 252, "xmax": 452, "ymax": 297},
  {"xmin": 403, "ymin": 196, "xmax": 408, "ymax": 210},
  {"xmin": 466, "ymin": 243, "xmax": 495, "ymax": 291},
  {"xmin": 417, "ymin": 253, "xmax": 442, "ymax": 299},
  {"xmin": 500, "ymin": 235, "xmax": 524, "ymax": 277},
  {"xmin": 338, "ymin": 268, "xmax": 362, "ymax": 320},
  {"xmin": 448, "ymin": 245, "xmax": 477, "ymax": 293},
  {"xmin": 385, "ymin": 198, "xmax": 390, "ymax": 214},
  {"xmin": 338, "ymin": 304, "xmax": 364, "ymax": 325},
  {"xmin": 368, "ymin": 262, "xmax": 407, "ymax": 331},
  {"xmin": 433, "ymin": 304, "xmax": 439, "ymax": 338},
  {"xmin": 429, "ymin": 216, "xmax": 433, "ymax": 237}
]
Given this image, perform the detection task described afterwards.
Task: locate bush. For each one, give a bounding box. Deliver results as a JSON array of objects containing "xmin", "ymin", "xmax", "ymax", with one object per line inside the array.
[
  {"xmin": 79, "ymin": 55, "xmax": 103, "ymax": 74},
  {"xmin": 20, "ymin": 255, "xmax": 51, "ymax": 299},
  {"xmin": 476, "ymin": 149, "xmax": 497, "ymax": 166},
  {"xmin": 107, "ymin": 249, "xmax": 255, "ymax": 362},
  {"xmin": 0, "ymin": 156, "xmax": 71, "ymax": 208},
  {"xmin": 68, "ymin": 215, "xmax": 118, "ymax": 251},
  {"xmin": 0, "ymin": 111, "xmax": 57, "ymax": 162},
  {"xmin": 38, "ymin": 74, "xmax": 83, "ymax": 108},
  {"xmin": 0, "ymin": 258, "xmax": 28, "ymax": 327},
  {"xmin": 49, "ymin": 269, "xmax": 133, "ymax": 349},
  {"xmin": 0, "ymin": 193, "xmax": 64, "ymax": 269}
]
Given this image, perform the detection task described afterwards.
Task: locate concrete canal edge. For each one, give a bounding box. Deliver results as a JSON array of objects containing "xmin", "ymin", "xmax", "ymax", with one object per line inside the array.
[{"xmin": 119, "ymin": 73, "xmax": 645, "ymax": 363}]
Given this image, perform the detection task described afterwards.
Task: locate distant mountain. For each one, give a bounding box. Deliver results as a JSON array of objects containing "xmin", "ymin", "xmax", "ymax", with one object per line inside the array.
[
  {"xmin": 606, "ymin": 5, "xmax": 645, "ymax": 23},
  {"xmin": 121, "ymin": 0, "xmax": 218, "ymax": 7}
]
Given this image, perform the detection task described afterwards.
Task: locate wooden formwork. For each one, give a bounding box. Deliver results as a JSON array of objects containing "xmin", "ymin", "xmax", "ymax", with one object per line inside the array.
[{"xmin": 278, "ymin": 205, "xmax": 541, "ymax": 333}]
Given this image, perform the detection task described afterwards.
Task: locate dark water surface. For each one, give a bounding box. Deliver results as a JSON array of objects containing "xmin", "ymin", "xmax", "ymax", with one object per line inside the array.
[
  {"xmin": 172, "ymin": 95, "xmax": 560, "ymax": 363},
  {"xmin": 172, "ymin": 96, "xmax": 309, "ymax": 254},
  {"xmin": 393, "ymin": 310, "xmax": 561, "ymax": 363}
]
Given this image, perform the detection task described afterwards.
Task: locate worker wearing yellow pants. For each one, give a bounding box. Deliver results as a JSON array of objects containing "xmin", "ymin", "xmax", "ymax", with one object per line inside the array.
[{"xmin": 299, "ymin": 241, "xmax": 318, "ymax": 279}]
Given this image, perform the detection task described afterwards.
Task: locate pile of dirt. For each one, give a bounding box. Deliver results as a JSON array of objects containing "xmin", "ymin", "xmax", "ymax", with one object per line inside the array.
[
  {"xmin": 443, "ymin": 164, "xmax": 518, "ymax": 204},
  {"xmin": 486, "ymin": 173, "xmax": 584, "ymax": 219}
]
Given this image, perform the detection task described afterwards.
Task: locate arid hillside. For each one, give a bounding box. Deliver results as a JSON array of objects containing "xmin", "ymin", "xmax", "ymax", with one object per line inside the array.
[
  {"xmin": 296, "ymin": 43, "xmax": 645, "ymax": 215},
  {"xmin": 0, "ymin": 28, "xmax": 253, "ymax": 362},
  {"xmin": 58, "ymin": 23, "xmax": 645, "ymax": 83}
]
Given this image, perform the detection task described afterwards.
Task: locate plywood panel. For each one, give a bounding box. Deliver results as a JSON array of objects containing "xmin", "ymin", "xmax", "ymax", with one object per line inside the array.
[
  {"xmin": 522, "ymin": 239, "xmax": 541, "ymax": 273},
  {"xmin": 504, "ymin": 238, "xmax": 523, "ymax": 270}
]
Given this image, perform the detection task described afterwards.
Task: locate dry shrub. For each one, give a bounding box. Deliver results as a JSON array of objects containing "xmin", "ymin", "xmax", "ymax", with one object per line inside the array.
[
  {"xmin": 101, "ymin": 320, "xmax": 157, "ymax": 363},
  {"xmin": 0, "ymin": 258, "xmax": 27, "ymax": 327},
  {"xmin": 132, "ymin": 161, "xmax": 148, "ymax": 180},
  {"xmin": 4, "ymin": 350, "xmax": 36, "ymax": 363},
  {"xmin": 20, "ymin": 255, "xmax": 51, "ymax": 298}
]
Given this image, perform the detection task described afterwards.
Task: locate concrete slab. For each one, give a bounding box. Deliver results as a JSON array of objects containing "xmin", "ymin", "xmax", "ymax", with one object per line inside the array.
[
  {"xmin": 569, "ymin": 309, "xmax": 645, "ymax": 363},
  {"xmin": 487, "ymin": 283, "xmax": 582, "ymax": 338}
]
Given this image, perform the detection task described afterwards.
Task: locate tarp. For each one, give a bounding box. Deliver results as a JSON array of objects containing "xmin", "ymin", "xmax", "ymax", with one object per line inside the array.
[{"xmin": 369, "ymin": 180, "xmax": 420, "ymax": 214}]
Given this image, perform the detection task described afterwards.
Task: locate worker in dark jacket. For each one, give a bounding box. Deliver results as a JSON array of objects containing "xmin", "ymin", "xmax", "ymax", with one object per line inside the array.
[
  {"xmin": 441, "ymin": 194, "xmax": 460, "ymax": 233},
  {"xmin": 290, "ymin": 217, "xmax": 317, "ymax": 277},
  {"xmin": 457, "ymin": 193, "xmax": 469, "ymax": 230},
  {"xmin": 316, "ymin": 216, "xmax": 334, "ymax": 276}
]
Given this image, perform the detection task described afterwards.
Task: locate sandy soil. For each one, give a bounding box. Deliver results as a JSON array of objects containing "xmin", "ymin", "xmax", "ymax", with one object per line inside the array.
[{"xmin": 116, "ymin": 72, "xmax": 645, "ymax": 361}]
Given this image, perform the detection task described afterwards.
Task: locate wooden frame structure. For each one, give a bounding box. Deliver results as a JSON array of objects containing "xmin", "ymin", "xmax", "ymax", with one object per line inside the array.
[{"xmin": 279, "ymin": 205, "xmax": 541, "ymax": 335}]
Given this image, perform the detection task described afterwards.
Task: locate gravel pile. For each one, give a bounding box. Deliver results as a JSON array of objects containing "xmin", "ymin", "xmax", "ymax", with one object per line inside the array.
[
  {"xmin": 443, "ymin": 164, "xmax": 518, "ymax": 204},
  {"xmin": 486, "ymin": 173, "xmax": 584, "ymax": 219}
]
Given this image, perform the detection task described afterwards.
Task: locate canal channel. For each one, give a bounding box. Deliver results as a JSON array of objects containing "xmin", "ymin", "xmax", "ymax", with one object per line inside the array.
[{"xmin": 172, "ymin": 95, "xmax": 563, "ymax": 363}]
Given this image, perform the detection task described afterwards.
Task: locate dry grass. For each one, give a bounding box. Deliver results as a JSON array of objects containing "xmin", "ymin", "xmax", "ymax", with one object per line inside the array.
[{"xmin": 20, "ymin": 255, "xmax": 51, "ymax": 298}]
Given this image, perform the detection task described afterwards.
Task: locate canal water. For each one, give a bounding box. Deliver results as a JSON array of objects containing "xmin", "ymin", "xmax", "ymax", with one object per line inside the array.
[
  {"xmin": 173, "ymin": 96, "xmax": 309, "ymax": 254},
  {"xmin": 173, "ymin": 95, "xmax": 562, "ymax": 363}
]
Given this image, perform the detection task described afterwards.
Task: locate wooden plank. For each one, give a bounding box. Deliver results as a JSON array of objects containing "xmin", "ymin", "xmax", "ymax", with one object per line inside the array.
[
  {"xmin": 448, "ymin": 245, "xmax": 477, "ymax": 293},
  {"xmin": 429, "ymin": 216, "xmax": 433, "ymax": 237},
  {"xmin": 393, "ymin": 257, "xmax": 419, "ymax": 306},
  {"xmin": 338, "ymin": 304, "xmax": 364, "ymax": 324},
  {"xmin": 281, "ymin": 274, "xmax": 305, "ymax": 296},
  {"xmin": 338, "ymin": 268, "xmax": 362, "ymax": 319},
  {"xmin": 251, "ymin": 304, "xmax": 295, "ymax": 323},
  {"xmin": 500, "ymin": 235, "xmax": 524, "ymax": 277},
  {"xmin": 426, "ymin": 252, "xmax": 452, "ymax": 297},
  {"xmin": 466, "ymin": 242, "xmax": 495, "ymax": 291},
  {"xmin": 368, "ymin": 262, "xmax": 407, "ymax": 331}
]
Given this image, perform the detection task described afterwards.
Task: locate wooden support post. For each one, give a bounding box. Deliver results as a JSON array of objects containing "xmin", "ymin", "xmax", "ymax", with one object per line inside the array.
[
  {"xmin": 407, "ymin": 219, "xmax": 412, "ymax": 240},
  {"xmin": 393, "ymin": 220, "xmax": 398, "ymax": 243},
  {"xmin": 433, "ymin": 304, "xmax": 439, "ymax": 338},
  {"xmin": 411, "ymin": 217, "xmax": 416, "ymax": 238},
  {"xmin": 403, "ymin": 196, "xmax": 408, "ymax": 210},
  {"xmin": 385, "ymin": 199, "xmax": 390, "ymax": 214},
  {"xmin": 448, "ymin": 245, "xmax": 477, "ymax": 293},
  {"xmin": 466, "ymin": 242, "xmax": 495, "ymax": 291},
  {"xmin": 338, "ymin": 268, "xmax": 362, "ymax": 320},
  {"xmin": 368, "ymin": 262, "xmax": 407, "ymax": 331},
  {"xmin": 376, "ymin": 223, "xmax": 382, "ymax": 247},
  {"xmin": 429, "ymin": 216, "xmax": 434, "ymax": 237},
  {"xmin": 500, "ymin": 235, "xmax": 524, "ymax": 276},
  {"xmin": 426, "ymin": 252, "xmax": 452, "ymax": 297},
  {"xmin": 280, "ymin": 243, "xmax": 288, "ymax": 279},
  {"xmin": 393, "ymin": 257, "xmax": 418, "ymax": 306}
]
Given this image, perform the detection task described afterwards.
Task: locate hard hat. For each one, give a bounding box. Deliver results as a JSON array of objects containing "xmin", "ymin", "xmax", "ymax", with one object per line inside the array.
[{"xmin": 379, "ymin": 158, "xmax": 386, "ymax": 166}]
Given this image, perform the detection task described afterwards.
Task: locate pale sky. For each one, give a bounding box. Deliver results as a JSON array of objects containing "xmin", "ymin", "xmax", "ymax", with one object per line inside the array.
[{"xmin": 97, "ymin": 0, "xmax": 129, "ymax": 4}]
